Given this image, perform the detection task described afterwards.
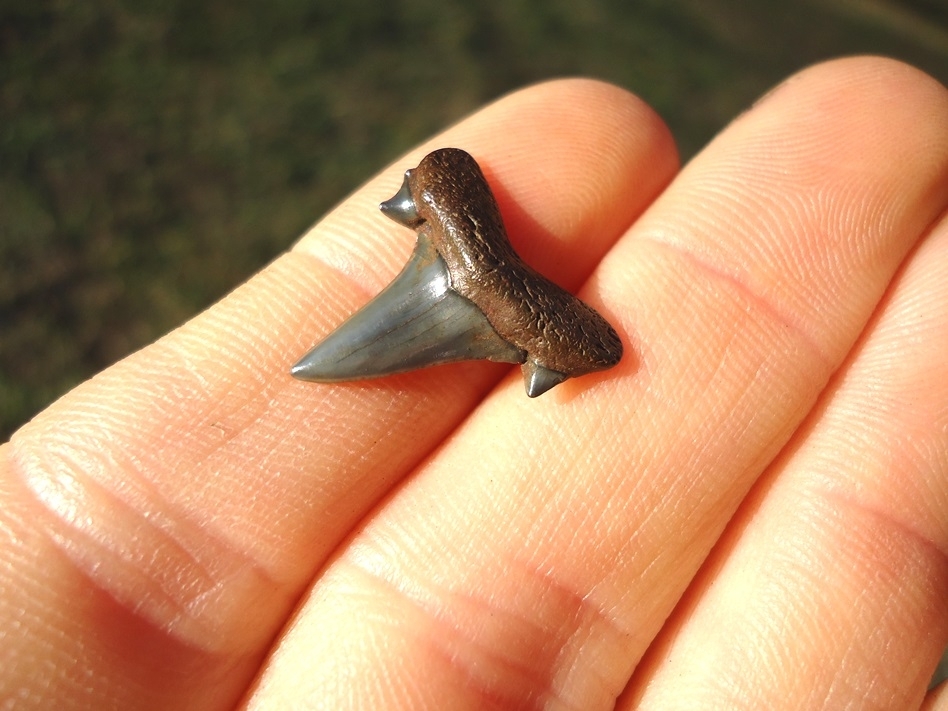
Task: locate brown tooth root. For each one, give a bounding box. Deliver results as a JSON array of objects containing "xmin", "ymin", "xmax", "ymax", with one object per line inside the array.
[{"xmin": 293, "ymin": 147, "xmax": 623, "ymax": 398}]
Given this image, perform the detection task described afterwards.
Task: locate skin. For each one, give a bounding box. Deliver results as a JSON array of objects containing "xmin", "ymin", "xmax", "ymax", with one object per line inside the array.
[{"xmin": 1, "ymin": 56, "xmax": 947, "ymax": 710}]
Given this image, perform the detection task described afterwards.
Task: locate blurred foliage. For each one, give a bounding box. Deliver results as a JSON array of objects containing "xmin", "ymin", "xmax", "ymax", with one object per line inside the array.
[{"xmin": 1, "ymin": 0, "xmax": 947, "ymax": 437}]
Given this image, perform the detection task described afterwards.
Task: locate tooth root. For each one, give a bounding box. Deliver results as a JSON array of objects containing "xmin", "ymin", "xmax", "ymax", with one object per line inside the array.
[
  {"xmin": 291, "ymin": 235, "xmax": 525, "ymax": 383},
  {"xmin": 522, "ymin": 360, "xmax": 568, "ymax": 398},
  {"xmin": 379, "ymin": 172, "xmax": 422, "ymax": 227}
]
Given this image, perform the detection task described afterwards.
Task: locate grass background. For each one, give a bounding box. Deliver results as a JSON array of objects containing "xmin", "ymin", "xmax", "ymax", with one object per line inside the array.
[{"xmin": 2, "ymin": 0, "xmax": 948, "ymax": 438}]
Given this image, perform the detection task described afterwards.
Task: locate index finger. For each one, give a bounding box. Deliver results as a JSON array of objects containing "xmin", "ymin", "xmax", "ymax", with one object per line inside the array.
[{"xmin": 0, "ymin": 80, "xmax": 676, "ymax": 708}]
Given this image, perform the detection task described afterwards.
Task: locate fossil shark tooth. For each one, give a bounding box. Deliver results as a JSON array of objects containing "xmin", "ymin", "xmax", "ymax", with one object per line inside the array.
[{"xmin": 292, "ymin": 147, "xmax": 623, "ymax": 397}]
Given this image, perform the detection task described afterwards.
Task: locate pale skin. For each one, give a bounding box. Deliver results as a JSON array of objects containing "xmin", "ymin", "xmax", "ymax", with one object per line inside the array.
[{"xmin": 1, "ymin": 56, "xmax": 948, "ymax": 710}]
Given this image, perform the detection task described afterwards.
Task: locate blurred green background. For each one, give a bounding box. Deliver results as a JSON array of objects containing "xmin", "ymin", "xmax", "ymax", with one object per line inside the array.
[{"xmin": 2, "ymin": 0, "xmax": 947, "ymax": 438}]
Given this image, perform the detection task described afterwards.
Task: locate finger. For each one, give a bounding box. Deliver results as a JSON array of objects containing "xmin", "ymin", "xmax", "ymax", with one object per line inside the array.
[
  {"xmin": 925, "ymin": 681, "xmax": 948, "ymax": 711},
  {"xmin": 0, "ymin": 81, "xmax": 676, "ymax": 708},
  {"xmin": 622, "ymin": 206, "xmax": 948, "ymax": 708},
  {"xmin": 243, "ymin": 57, "xmax": 948, "ymax": 709}
]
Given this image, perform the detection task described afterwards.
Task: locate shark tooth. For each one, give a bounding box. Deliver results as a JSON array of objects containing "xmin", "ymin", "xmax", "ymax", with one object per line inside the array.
[{"xmin": 293, "ymin": 147, "xmax": 623, "ymax": 397}]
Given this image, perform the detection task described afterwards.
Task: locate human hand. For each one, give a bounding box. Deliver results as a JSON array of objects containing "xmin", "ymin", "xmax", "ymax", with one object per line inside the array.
[{"xmin": 2, "ymin": 56, "xmax": 947, "ymax": 710}]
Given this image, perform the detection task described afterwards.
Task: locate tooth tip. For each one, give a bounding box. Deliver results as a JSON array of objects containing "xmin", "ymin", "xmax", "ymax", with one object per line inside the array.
[
  {"xmin": 380, "ymin": 172, "xmax": 421, "ymax": 227},
  {"xmin": 290, "ymin": 352, "xmax": 330, "ymax": 381},
  {"xmin": 523, "ymin": 362, "xmax": 568, "ymax": 397}
]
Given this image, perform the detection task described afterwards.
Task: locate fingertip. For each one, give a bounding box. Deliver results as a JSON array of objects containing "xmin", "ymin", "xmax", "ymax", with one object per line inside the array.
[
  {"xmin": 295, "ymin": 77, "xmax": 679, "ymax": 291},
  {"xmin": 760, "ymin": 55, "xmax": 948, "ymax": 110},
  {"xmin": 743, "ymin": 56, "xmax": 948, "ymax": 167}
]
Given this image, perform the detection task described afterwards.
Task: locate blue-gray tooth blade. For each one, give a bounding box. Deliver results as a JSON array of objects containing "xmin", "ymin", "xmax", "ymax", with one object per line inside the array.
[{"xmin": 291, "ymin": 234, "xmax": 525, "ymax": 383}]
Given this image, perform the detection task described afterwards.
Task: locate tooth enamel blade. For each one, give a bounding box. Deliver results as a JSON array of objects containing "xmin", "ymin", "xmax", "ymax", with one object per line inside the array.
[{"xmin": 291, "ymin": 235, "xmax": 525, "ymax": 382}]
